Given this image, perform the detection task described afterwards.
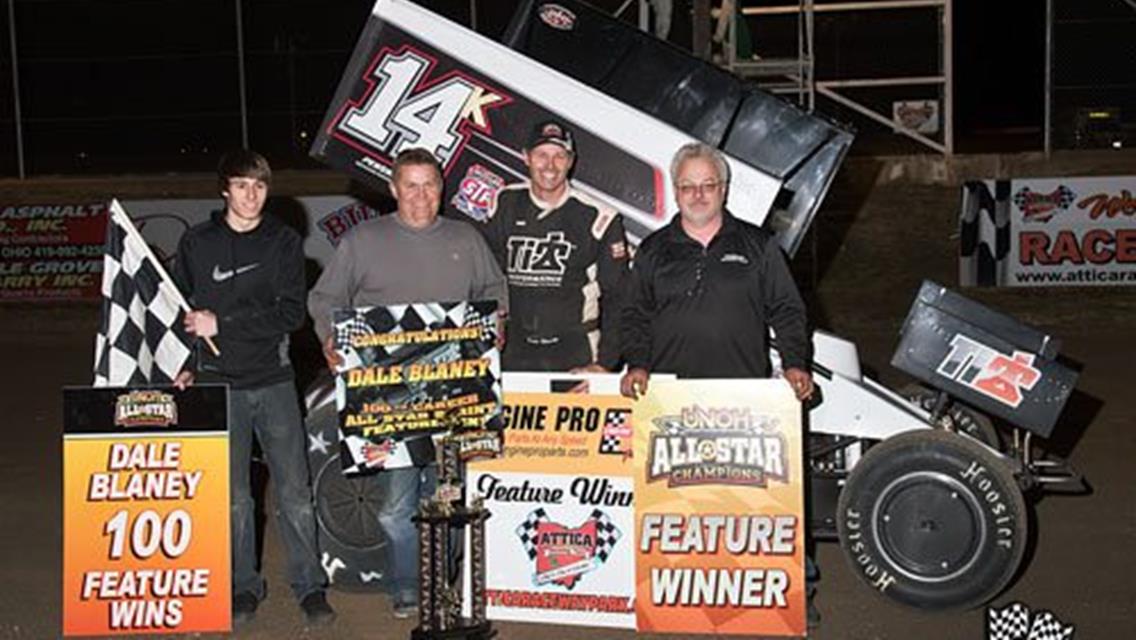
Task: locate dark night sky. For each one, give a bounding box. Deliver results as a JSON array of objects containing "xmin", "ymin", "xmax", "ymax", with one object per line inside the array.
[{"xmin": 2, "ymin": 0, "xmax": 1126, "ymax": 174}]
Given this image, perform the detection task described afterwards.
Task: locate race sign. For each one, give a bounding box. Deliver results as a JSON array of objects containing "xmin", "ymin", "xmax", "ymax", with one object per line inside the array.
[
  {"xmin": 62, "ymin": 385, "xmax": 229, "ymax": 636},
  {"xmin": 333, "ymin": 300, "xmax": 501, "ymax": 474},
  {"xmin": 464, "ymin": 391, "xmax": 636, "ymax": 630},
  {"xmin": 960, "ymin": 175, "xmax": 1136, "ymax": 287},
  {"xmin": 634, "ymin": 380, "xmax": 806, "ymax": 637}
]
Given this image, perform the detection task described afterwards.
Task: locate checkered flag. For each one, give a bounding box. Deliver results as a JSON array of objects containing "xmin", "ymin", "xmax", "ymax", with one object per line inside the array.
[
  {"xmin": 988, "ymin": 602, "xmax": 1030, "ymax": 640},
  {"xmin": 93, "ymin": 200, "xmax": 193, "ymax": 386},
  {"xmin": 1027, "ymin": 611, "xmax": 1075, "ymax": 640},
  {"xmin": 589, "ymin": 509, "xmax": 622, "ymax": 563},
  {"xmin": 515, "ymin": 508, "xmax": 550, "ymax": 560},
  {"xmin": 599, "ymin": 408, "xmax": 631, "ymax": 455}
]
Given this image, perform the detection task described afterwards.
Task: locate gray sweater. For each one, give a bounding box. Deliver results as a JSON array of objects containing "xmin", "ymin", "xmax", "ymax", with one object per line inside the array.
[{"xmin": 308, "ymin": 213, "xmax": 508, "ymax": 342}]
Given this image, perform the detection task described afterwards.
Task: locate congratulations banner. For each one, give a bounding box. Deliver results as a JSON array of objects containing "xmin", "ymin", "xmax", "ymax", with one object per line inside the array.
[
  {"xmin": 62, "ymin": 385, "xmax": 229, "ymax": 636},
  {"xmin": 333, "ymin": 300, "xmax": 501, "ymax": 474},
  {"xmin": 634, "ymin": 379, "xmax": 805, "ymax": 637},
  {"xmin": 466, "ymin": 391, "xmax": 636, "ymax": 629}
]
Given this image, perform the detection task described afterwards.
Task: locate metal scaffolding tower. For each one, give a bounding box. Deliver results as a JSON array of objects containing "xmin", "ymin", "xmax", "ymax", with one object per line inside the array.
[{"xmin": 723, "ymin": 0, "xmax": 953, "ymax": 154}]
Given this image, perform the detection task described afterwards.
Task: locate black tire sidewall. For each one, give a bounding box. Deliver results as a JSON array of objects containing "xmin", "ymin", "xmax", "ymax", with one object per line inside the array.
[
  {"xmin": 837, "ymin": 429, "xmax": 1027, "ymax": 610},
  {"xmin": 305, "ymin": 395, "xmax": 390, "ymax": 592}
]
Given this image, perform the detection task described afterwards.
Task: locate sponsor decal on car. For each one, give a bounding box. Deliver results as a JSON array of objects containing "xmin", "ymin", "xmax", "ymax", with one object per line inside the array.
[
  {"xmin": 538, "ymin": 4, "xmax": 577, "ymax": 30},
  {"xmin": 935, "ymin": 335, "xmax": 1041, "ymax": 409}
]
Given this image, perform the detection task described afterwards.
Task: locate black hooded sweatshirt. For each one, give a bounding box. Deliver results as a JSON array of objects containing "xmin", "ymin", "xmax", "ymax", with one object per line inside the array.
[{"xmin": 173, "ymin": 210, "xmax": 306, "ymax": 389}]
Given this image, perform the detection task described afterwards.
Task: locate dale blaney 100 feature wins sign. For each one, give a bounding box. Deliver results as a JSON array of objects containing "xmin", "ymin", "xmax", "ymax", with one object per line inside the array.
[
  {"xmin": 333, "ymin": 300, "xmax": 502, "ymax": 473},
  {"xmin": 62, "ymin": 385, "xmax": 230, "ymax": 637}
]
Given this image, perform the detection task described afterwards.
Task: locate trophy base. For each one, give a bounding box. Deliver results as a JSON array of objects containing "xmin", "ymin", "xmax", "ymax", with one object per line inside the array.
[{"xmin": 410, "ymin": 620, "xmax": 494, "ymax": 639}]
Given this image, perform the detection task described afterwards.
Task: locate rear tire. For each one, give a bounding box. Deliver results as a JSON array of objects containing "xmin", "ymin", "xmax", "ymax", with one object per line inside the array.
[
  {"xmin": 305, "ymin": 386, "xmax": 390, "ymax": 592},
  {"xmin": 837, "ymin": 429, "xmax": 1027, "ymax": 610}
]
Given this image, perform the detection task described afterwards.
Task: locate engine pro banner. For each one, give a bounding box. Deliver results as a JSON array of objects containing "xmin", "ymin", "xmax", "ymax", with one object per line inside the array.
[
  {"xmin": 332, "ymin": 300, "xmax": 501, "ymax": 475},
  {"xmin": 62, "ymin": 385, "xmax": 230, "ymax": 636},
  {"xmin": 633, "ymin": 379, "xmax": 805, "ymax": 637}
]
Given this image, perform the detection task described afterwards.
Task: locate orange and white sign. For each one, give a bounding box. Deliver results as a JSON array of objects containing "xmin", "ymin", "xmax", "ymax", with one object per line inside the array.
[
  {"xmin": 62, "ymin": 385, "xmax": 230, "ymax": 636},
  {"xmin": 634, "ymin": 379, "xmax": 806, "ymax": 637}
]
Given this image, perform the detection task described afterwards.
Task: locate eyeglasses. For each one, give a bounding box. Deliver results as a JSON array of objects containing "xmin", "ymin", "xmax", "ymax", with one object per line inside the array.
[{"xmin": 676, "ymin": 181, "xmax": 723, "ymax": 197}]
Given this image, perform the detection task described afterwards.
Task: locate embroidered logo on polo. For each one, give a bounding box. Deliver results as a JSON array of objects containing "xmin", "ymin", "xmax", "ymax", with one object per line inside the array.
[{"xmin": 506, "ymin": 231, "xmax": 575, "ymax": 287}]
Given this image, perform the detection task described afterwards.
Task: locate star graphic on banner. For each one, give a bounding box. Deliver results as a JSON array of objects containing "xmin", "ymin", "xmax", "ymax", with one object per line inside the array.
[{"xmin": 308, "ymin": 431, "xmax": 331, "ymax": 455}]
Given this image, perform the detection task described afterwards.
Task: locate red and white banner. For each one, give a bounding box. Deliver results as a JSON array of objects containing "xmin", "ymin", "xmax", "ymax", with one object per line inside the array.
[
  {"xmin": 0, "ymin": 203, "xmax": 107, "ymax": 301},
  {"xmin": 960, "ymin": 176, "xmax": 1136, "ymax": 287}
]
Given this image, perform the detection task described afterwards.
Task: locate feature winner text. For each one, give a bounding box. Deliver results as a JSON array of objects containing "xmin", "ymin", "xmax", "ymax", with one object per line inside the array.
[{"xmin": 640, "ymin": 514, "xmax": 797, "ymax": 608}]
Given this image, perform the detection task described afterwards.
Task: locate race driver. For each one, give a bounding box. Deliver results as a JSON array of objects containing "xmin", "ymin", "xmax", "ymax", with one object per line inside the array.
[{"xmin": 481, "ymin": 119, "xmax": 630, "ymax": 372}]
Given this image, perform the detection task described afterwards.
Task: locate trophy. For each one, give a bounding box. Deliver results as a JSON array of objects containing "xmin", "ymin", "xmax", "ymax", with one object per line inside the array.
[{"xmin": 411, "ymin": 418, "xmax": 501, "ymax": 640}]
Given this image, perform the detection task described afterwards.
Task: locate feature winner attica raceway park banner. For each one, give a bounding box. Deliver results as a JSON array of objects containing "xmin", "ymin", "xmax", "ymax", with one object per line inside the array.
[
  {"xmin": 62, "ymin": 385, "xmax": 229, "ymax": 636},
  {"xmin": 960, "ymin": 175, "xmax": 1136, "ymax": 287},
  {"xmin": 634, "ymin": 380, "xmax": 806, "ymax": 637},
  {"xmin": 332, "ymin": 300, "xmax": 501, "ymax": 474},
  {"xmin": 465, "ymin": 391, "xmax": 636, "ymax": 629}
]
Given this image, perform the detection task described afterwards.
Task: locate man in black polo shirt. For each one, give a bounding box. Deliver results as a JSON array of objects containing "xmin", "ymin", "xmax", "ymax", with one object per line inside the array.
[
  {"xmin": 619, "ymin": 142, "xmax": 814, "ymax": 399},
  {"xmin": 619, "ymin": 141, "xmax": 819, "ymax": 626}
]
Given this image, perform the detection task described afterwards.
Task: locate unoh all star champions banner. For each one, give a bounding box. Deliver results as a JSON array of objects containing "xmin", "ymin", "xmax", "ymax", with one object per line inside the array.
[{"xmin": 634, "ymin": 379, "xmax": 806, "ymax": 637}]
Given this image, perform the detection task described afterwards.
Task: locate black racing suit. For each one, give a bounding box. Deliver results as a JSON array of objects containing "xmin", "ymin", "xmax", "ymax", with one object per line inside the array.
[
  {"xmin": 482, "ymin": 185, "xmax": 630, "ymax": 371},
  {"xmin": 622, "ymin": 210, "xmax": 811, "ymax": 378}
]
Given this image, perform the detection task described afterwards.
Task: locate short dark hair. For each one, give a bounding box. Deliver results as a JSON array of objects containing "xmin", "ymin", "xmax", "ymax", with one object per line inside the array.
[
  {"xmin": 391, "ymin": 147, "xmax": 442, "ymax": 184},
  {"xmin": 217, "ymin": 149, "xmax": 272, "ymax": 193}
]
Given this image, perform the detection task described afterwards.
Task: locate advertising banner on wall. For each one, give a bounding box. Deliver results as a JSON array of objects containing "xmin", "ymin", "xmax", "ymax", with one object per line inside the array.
[
  {"xmin": 0, "ymin": 203, "xmax": 107, "ymax": 301},
  {"xmin": 633, "ymin": 379, "xmax": 806, "ymax": 637},
  {"xmin": 960, "ymin": 175, "xmax": 1136, "ymax": 287},
  {"xmin": 62, "ymin": 384, "xmax": 230, "ymax": 636},
  {"xmin": 465, "ymin": 391, "xmax": 636, "ymax": 629}
]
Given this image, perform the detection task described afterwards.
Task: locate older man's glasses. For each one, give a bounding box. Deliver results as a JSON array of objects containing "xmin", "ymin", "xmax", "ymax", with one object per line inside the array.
[{"xmin": 676, "ymin": 181, "xmax": 723, "ymax": 197}]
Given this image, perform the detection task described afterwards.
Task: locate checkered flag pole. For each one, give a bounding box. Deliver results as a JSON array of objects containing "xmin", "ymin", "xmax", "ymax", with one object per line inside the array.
[{"xmin": 93, "ymin": 200, "xmax": 197, "ymax": 386}]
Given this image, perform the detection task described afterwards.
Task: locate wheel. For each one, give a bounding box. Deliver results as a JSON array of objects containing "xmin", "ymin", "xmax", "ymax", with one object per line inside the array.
[
  {"xmin": 305, "ymin": 378, "xmax": 390, "ymax": 592},
  {"xmin": 901, "ymin": 383, "xmax": 1002, "ymax": 450},
  {"xmin": 836, "ymin": 429, "xmax": 1028, "ymax": 610}
]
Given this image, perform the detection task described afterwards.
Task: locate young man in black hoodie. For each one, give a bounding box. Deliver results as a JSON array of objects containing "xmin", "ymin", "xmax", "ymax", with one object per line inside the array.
[{"xmin": 173, "ymin": 150, "xmax": 334, "ymax": 627}]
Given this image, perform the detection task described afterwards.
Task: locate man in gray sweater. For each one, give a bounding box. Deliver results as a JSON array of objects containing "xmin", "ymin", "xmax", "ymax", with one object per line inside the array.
[{"xmin": 307, "ymin": 148, "xmax": 507, "ymax": 616}]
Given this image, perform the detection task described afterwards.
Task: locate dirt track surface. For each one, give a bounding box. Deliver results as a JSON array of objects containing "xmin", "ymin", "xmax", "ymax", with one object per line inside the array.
[{"xmin": 2, "ymin": 158, "xmax": 1134, "ymax": 639}]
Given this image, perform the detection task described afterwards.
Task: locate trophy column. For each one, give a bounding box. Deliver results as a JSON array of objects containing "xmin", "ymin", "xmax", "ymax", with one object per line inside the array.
[{"xmin": 410, "ymin": 432, "xmax": 494, "ymax": 639}]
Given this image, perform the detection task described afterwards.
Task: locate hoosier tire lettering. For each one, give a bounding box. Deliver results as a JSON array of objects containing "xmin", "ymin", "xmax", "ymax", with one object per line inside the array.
[{"xmin": 836, "ymin": 429, "xmax": 1028, "ymax": 610}]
